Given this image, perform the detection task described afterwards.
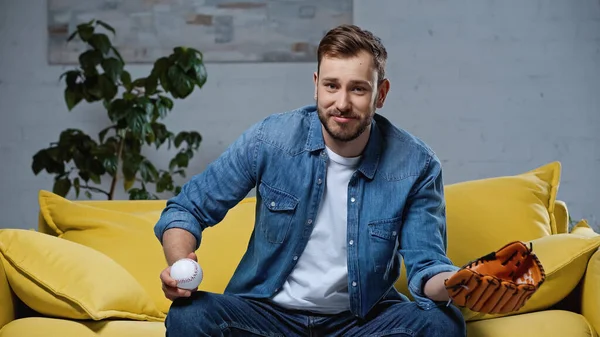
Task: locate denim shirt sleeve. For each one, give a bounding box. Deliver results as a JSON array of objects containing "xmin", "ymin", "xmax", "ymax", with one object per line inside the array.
[
  {"xmin": 399, "ymin": 154, "xmax": 459, "ymax": 310},
  {"xmin": 153, "ymin": 122, "xmax": 260, "ymax": 249}
]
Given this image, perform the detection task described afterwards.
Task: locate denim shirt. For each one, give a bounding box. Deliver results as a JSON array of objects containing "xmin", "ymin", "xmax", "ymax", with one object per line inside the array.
[{"xmin": 154, "ymin": 104, "xmax": 458, "ymax": 319}]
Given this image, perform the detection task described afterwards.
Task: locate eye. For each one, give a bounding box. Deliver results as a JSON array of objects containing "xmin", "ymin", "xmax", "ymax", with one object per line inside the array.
[{"xmin": 353, "ymin": 87, "xmax": 366, "ymax": 93}]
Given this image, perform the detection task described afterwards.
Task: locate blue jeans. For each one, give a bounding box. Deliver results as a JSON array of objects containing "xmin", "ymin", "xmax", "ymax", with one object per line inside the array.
[{"xmin": 165, "ymin": 292, "xmax": 466, "ymax": 337}]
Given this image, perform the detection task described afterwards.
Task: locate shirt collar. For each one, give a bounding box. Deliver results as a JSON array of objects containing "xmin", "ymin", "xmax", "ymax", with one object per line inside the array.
[
  {"xmin": 357, "ymin": 118, "xmax": 381, "ymax": 180},
  {"xmin": 305, "ymin": 105, "xmax": 326, "ymax": 152}
]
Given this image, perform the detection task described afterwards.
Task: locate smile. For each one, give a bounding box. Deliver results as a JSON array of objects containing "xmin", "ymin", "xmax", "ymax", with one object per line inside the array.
[{"xmin": 332, "ymin": 116, "xmax": 356, "ymax": 123}]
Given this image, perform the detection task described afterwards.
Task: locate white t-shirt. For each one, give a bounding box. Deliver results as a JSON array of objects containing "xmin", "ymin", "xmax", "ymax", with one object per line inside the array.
[{"xmin": 271, "ymin": 147, "xmax": 361, "ymax": 313}]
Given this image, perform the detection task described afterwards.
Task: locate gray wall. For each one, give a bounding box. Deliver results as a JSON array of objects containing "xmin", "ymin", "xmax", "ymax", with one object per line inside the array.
[{"xmin": 1, "ymin": 0, "xmax": 599, "ymax": 231}]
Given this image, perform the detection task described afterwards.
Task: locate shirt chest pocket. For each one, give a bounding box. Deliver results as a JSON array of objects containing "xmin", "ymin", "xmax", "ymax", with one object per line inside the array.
[
  {"xmin": 258, "ymin": 182, "xmax": 299, "ymax": 244},
  {"xmin": 368, "ymin": 217, "xmax": 401, "ymax": 274}
]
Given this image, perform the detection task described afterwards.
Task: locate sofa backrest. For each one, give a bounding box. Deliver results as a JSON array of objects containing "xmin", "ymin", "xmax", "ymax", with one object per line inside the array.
[
  {"xmin": 37, "ymin": 198, "xmax": 569, "ymax": 238},
  {"xmin": 36, "ymin": 196, "xmax": 568, "ymax": 301},
  {"xmin": 37, "ymin": 199, "xmax": 167, "ymax": 236}
]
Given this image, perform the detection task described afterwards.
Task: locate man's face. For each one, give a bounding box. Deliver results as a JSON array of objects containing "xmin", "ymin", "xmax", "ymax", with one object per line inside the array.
[{"xmin": 314, "ymin": 51, "xmax": 389, "ymax": 143}]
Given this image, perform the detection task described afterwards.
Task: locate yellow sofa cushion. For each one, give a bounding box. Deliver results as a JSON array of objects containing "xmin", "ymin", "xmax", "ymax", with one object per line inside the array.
[
  {"xmin": 38, "ymin": 190, "xmax": 173, "ymax": 314},
  {"xmin": 582, "ymin": 249, "xmax": 600, "ymax": 336},
  {"xmin": 394, "ymin": 162, "xmax": 561, "ymax": 298},
  {"xmin": 570, "ymin": 219, "xmax": 599, "ymax": 238},
  {"xmin": 0, "ymin": 229, "xmax": 165, "ymax": 322},
  {"xmin": 0, "ymin": 317, "xmax": 165, "ymax": 337},
  {"xmin": 466, "ymin": 310, "xmax": 597, "ymax": 337},
  {"xmin": 445, "ymin": 161, "xmax": 561, "ymax": 266},
  {"xmin": 38, "ymin": 190, "xmax": 257, "ymax": 314},
  {"xmin": 461, "ymin": 231, "xmax": 600, "ymax": 321},
  {"xmin": 0, "ymin": 251, "xmax": 14, "ymax": 331}
]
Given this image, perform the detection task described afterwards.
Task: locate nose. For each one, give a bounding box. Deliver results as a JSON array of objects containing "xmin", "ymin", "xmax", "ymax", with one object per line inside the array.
[{"xmin": 335, "ymin": 91, "xmax": 351, "ymax": 112}]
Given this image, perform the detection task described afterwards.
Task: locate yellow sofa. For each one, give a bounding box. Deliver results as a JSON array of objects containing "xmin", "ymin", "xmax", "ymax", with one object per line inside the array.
[{"xmin": 1, "ymin": 161, "xmax": 599, "ymax": 337}]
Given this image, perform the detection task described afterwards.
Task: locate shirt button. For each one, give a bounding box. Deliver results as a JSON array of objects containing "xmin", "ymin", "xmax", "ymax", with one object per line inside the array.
[
  {"xmin": 352, "ymin": 281, "xmax": 357, "ymax": 287},
  {"xmin": 293, "ymin": 256, "xmax": 298, "ymax": 261},
  {"xmin": 350, "ymin": 197, "xmax": 356, "ymax": 203},
  {"xmin": 270, "ymin": 201, "xmax": 276, "ymax": 207},
  {"xmin": 307, "ymin": 219, "xmax": 313, "ymax": 225},
  {"xmin": 392, "ymin": 231, "xmax": 397, "ymax": 236},
  {"xmin": 317, "ymin": 178, "xmax": 322, "ymax": 185},
  {"xmin": 349, "ymin": 240, "xmax": 354, "ymax": 245}
]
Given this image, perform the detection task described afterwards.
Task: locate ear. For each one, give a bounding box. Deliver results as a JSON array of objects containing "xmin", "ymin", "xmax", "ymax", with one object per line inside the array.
[
  {"xmin": 313, "ymin": 72, "xmax": 318, "ymax": 100},
  {"xmin": 376, "ymin": 79, "xmax": 390, "ymax": 108}
]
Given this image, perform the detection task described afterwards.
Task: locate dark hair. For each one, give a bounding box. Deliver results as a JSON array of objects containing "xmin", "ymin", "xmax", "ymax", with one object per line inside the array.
[{"xmin": 317, "ymin": 24, "xmax": 388, "ymax": 84}]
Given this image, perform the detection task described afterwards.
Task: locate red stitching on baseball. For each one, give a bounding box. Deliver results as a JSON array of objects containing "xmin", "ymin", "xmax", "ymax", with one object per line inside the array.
[{"xmin": 176, "ymin": 260, "xmax": 199, "ymax": 284}]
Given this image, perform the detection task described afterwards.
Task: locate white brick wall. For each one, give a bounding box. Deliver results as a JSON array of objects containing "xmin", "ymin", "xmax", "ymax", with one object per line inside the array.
[{"xmin": 0, "ymin": 0, "xmax": 598, "ymax": 231}]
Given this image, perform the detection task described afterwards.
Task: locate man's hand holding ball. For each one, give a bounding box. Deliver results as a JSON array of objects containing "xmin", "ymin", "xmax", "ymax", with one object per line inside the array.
[{"xmin": 160, "ymin": 252, "xmax": 203, "ymax": 300}]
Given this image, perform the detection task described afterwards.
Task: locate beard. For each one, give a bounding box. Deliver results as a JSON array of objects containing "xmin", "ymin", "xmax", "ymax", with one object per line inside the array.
[{"xmin": 317, "ymin": 103, "xmax": 375, "ymax": 142}]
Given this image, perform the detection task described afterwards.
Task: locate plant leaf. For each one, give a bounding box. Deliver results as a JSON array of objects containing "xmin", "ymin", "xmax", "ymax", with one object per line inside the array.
[
  {"xmin": 126, "ymin": 108, "xmax": 148, "ymax": 136},
  {"xmin": 78, "ymin": 49, "xmax": 103, "ymax": 69},
  {"xmin": 73, "ymin": 177, "xmax": 81, "ymax": 198},
  {"xmin": 53, "ymin": 178, "xmax": 71, "ymax": 197},
  {"xmin": 169, "ymin": 151, "xmax": 189, "ymax": 169},
  {"xmin": 60, "ymin": 70, "xmax": 81, "ymax": 87},
  {"xmin": 96, "ymin": 20, "xmax": 116, "ymax": 36},
  {"xmin": 193, "ymin": 63, "xmax": 208, "ymax": 88},
  {"xmin": 79, "ymin": 171, "xmax": 90, "ymax": 183},
  {"xmin": 122, "ymin": 152, "xmax": 142, "ymax": 183},
  {"xmin": 65, "ymin": 87, "xmax": 83, "ymax": 110},
  {"xmin": 121, "ymin": 70, "xmax": 132, "ymax": 90},
  {"xmin": 144, "ymin": 75, "xmax": 158, "ymax": 95},
  {"xmin": 154, "ymin": 100, "xmax": 168, "ymax": 120},
  {"xmin": 149, "ymin": 122, "xmax": 171, "ymax": 148},
  {"xmin": 138, "ymin": 97, "xmax": 154, "ymax": 116},
  {"xmin": 89, "ymin": 173, "xmax": 101, "ymax": 184},
  {"xmin": 110, "ymin": 46, "xmax": 124, "ymax": 64},
  {"xmin": 139, "ymin": 160, "xmax": 159, "ymax": 182},
  {"xmin": 156, "ymin": 172, "xmax": 174, "ymax": 193},
  {"xmin": 159, "ymin": 96, "xmax": 174, "ymax": 110},
  {"xmin": 128, "ymin": 188, "xmax": 152, "ymax": 200},
  {"xmin": 67, "ymin": 30, "xmax": 78, "ymax": 42},
  {"xmin": 123, "ymin": 178, "xmax": 135, "ymax": 191},
  {"xmin": 77, "ymin": 24, "xmax": 94, "ymax": 42},
  {"xmin": 83, "ymin": 75, "xmax": 103, "ymax": 100},
  {"xmin": 188, "ymin": 131, "xmax": 202, "ymax": 148},
  {"xmin": 131, "ymin": 77, "xmax": 146, "ymax": 89},
  {"xmin": 151, "ymin": 57, "xmax": 169, "ymax": 78},
  {"xmin": 101, "ymin": 57, "xmax": 123, "ymax": 82},
  {"xmin": 175, "ymin": 47, "xmax": 194, "ymax": 72},
  {"xmin": 108, "ymin": 98, "xmax": 130, "ymax": 122},
  {"xmin": 98, "ymin": 74, "xmax": 118, "ymax": 100},
  {"xmin": 31, "ymin": 150, "xmax": 46, "ymax": 175},
  {"xmin": 167, "ymin": 65, "xmax": 193, "ymax": 98},
  {"xmin": 174, "ymin": 131, "xmax": 188, "ymax": 148},
  {"xmin": 89, "ymin": 33, "xmax": 112, "ymax": 55}
]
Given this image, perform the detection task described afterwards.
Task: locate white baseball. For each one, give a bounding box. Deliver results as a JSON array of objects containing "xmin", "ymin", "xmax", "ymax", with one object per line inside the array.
[{"xmin": 170, "ymin": 258, "xmax": 203, "ymax": 290}]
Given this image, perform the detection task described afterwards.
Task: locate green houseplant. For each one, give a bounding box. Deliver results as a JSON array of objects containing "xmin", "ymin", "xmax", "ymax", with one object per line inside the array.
[{"xmin": 32, "ymin": 19, "xmax": 207, "ymax": 200}]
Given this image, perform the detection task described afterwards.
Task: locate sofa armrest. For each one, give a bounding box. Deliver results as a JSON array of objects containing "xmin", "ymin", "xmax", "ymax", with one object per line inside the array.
[
  {"xmin": 0, "ymin": 256, "xmax": 16, "ymax": 331},
  {"xmin": 582, "ymin": 248, "xmax": 600, "ymax": 335}
]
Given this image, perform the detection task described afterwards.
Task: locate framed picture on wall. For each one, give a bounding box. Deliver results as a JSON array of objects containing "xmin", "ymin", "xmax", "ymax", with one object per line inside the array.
[{"xmin": 47, "ymin": 0, "xmax": 354, "ymax": 64}]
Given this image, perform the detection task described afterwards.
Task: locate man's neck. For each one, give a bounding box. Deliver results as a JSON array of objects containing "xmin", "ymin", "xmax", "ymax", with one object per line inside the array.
[{"xmin": 322, "ymin": 125, "xmax": 371, "ymax": 158}]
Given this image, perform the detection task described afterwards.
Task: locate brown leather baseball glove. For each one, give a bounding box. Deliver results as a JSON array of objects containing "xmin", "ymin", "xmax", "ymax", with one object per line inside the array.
[{"xmin": 444, "ymin": 241, "xmax": 546, "ymax": 314}]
